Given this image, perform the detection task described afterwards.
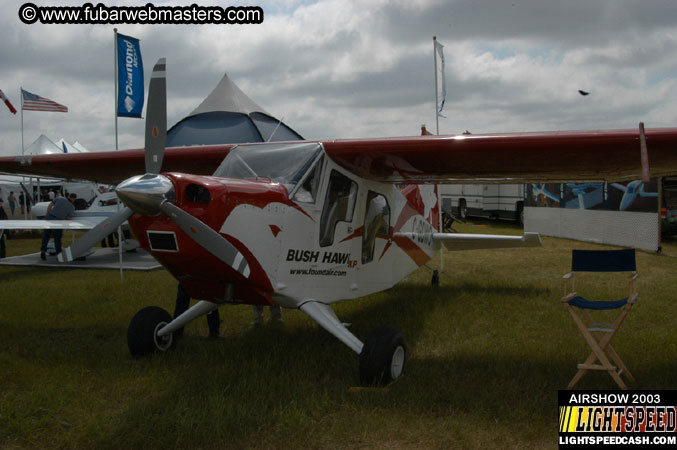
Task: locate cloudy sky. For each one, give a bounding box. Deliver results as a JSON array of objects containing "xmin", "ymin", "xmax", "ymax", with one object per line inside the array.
[{"xmin": 1, "ymin": 0, "xmax": 676, "ymax": 157}]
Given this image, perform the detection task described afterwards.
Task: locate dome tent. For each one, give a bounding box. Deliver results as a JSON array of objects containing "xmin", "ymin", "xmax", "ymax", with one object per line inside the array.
[{"xmin": 167, "ymin": 73, "xmax": 303, "ymax": 147}]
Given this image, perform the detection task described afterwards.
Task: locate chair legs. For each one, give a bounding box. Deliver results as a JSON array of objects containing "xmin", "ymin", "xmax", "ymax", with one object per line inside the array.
[{"xmin": 566, "ymin": 305, "xmax": 634, "ymax": 390}]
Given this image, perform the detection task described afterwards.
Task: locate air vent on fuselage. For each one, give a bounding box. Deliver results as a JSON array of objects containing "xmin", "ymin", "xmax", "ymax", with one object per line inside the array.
[
  {"xmin": 147, "ymin": 231, "xmax": 179, "ymax": 252},
  {"xmin": 186, "ymin": 184, "xmax": 211, "ymax": 203}
]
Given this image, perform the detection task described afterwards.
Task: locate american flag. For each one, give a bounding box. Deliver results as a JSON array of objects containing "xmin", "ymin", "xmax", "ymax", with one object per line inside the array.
[{"xmin": 21, "ymin": 89, "xmax": 68, "ymax": 112}]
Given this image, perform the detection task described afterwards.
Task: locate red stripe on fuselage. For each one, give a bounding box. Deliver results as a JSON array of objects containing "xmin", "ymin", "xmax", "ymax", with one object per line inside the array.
[{"xmin": 392, "ymin": 234, "xmax": 430, "ymax": 267}]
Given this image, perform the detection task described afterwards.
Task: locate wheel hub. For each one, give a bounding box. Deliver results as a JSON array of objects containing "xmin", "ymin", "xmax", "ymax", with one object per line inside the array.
[
  {"xmin": 390, "ymin": 345, "xmax": 405, "ymax": 379},
  {"xmin": 153, "ymin": 322, "xmax": 173, "ymax": 351}
]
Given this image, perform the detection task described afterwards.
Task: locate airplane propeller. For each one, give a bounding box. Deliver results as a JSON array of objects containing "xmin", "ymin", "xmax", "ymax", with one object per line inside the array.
[
  {"xmin": 59, "ymin": 58, "xmax": 251, "ymax": 279},
  {"xmin": 58, "ymin": 57, "xmax": 170, "ymax": 262}
]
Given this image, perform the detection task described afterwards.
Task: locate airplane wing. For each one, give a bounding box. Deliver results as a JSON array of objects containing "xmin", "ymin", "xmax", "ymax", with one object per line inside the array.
[
  {"xmin": 322, "ymin": 128, "xmax": 677, "ymax": 183},
  {"xmin": 1, "ymin": 217, "xmax": 105, "ymax": 230},
  {"xmin": 1, "ymin": 128, "xmax": 677, "ymax": 184},
  {"xmin": 0, "ymin": 144, "xmax": 234, "ymax": 184}
]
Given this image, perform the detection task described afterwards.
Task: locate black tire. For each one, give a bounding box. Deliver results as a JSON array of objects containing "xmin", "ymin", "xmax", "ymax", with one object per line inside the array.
[
  {"xmin": 458, "ymin": 200, "xmax": 468, "ymax": 220},
  {"xmin": 127, "ymin": 306, "xmax": 174, "ymax": 356},
  {"xmin": 359, "ymin": 325, "xmax": 406, "ymax": 386}
]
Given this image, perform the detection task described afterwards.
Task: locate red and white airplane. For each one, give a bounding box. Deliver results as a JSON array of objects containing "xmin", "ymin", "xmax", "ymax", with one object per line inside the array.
[{"xmin": 2, "ymin": 59, "xmax": 677, "ymax": 384}]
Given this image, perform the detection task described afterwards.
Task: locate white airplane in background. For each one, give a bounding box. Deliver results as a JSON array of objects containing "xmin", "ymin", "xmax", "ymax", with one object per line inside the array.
[
  {"xmin": 3, "ymin": 190, "xmax": 137, "ymax": 255},
  {"xmin": 4, "ymin": 190, "xmax": 120, "ymax": 228},
  {"xmin": 1, "ymin": 58, "xmax": 677, "ymax": 385}
]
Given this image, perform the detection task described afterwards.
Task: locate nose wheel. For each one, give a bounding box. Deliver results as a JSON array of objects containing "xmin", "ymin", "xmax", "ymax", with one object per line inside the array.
[
  {"xmin": 359, "ymin": 325, "xmax": 406, "ymax": 386},
  {"xmin": 127, "ymin": 306, "xmax": 175, "ymax": 356}
]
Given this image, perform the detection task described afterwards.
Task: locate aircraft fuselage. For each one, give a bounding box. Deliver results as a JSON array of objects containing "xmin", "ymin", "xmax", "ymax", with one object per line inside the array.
[{"xmin": 128, "ymin": 146, "xmax": 440, "ymax": 308}]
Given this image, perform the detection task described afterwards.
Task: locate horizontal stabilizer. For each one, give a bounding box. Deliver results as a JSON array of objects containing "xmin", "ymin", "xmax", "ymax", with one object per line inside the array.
[{"xmin": 432, "ymin": 232, "xmax": 542, "ymax": 251}]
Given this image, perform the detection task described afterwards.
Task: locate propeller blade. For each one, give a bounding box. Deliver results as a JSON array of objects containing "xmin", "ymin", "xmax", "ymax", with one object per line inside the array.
[
  {"xmin": 159, "ymin": 202, "xmax": 251, "ymax": 278},
  {"xmin": 58, "ymin": 207, "xmax": 134, "ymax": 262},
  {"xmin": 57, "ymin": 59, "xmax": 169, "ymax": 263},
  {"xmin": 144, "ymin": 58, "xmax": 167, "ymax": 174}
]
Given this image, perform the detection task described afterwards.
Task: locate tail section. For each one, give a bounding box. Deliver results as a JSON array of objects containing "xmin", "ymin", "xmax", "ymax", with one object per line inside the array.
[{"xmin": 402, "ymin": 184, "xmax": 440, "ymax": 231}]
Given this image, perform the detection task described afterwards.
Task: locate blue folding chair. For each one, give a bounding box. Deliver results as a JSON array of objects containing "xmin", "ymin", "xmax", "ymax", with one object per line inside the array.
[{"xmin": 561, "ymin": 249, "xmax": 638, "ymax": 389}]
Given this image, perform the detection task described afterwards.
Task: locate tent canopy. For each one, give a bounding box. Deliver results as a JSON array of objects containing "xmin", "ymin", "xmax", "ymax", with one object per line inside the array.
[
  {"xmin": 23, "ymin": 136, "xmax": 88, "ymax": 155},
  {"xmin": 25, "ymin": 134, "xmax": 62, "ymax": 155},
  {"xmin": 167, "ymin": 73, "xmax": 303, "ymax": 147}
]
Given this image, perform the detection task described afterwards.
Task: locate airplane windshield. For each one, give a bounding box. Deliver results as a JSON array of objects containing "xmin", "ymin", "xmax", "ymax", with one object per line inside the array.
[{"xmin": 215, "ymin": 142, "xmax": 323, "ymax": 198}]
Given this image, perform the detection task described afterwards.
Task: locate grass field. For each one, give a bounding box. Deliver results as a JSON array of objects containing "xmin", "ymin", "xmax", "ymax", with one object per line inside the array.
[{"xmin": 1, "ymin": 222, "xmax": 676, "ymax": 449}]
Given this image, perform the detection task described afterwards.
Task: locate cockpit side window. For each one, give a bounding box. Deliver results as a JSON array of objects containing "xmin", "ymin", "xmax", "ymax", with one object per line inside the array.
[
  {"xmin": 319, "ymin": 170, "xmax": 358, "ymax": 247},
  {"xmin": 361, "ymin": 191, "xmax": 390, "ymax": 264}
]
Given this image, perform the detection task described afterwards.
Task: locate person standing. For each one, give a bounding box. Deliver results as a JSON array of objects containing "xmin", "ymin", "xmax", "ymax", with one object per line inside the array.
[
  {"xmin": 19, "ymin": 192, "xmax": 25, "ymax": 215},
  {"xmin": 40, "ymin": 193, "xmax": 76, "ymax": 260},
  {"xmin": 252, "ymin": 304, "xmax": 283, "ymax": 326},
  {"xmin": 173, "ymin": 284, "xmax": 221, "ymax": 338},
  {"xmin": 7, "ymin": 191, "xmax": 16, "ymax": 216},
  {"xmin": 0, "ymin": 198, "xmax": 7, "ymax": 258}
]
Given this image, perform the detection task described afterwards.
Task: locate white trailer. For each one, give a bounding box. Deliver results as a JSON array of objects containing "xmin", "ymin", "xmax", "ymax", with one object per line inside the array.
[{"xmin": 439, "ymin": 184, "xmax": 525, "ymax": 224}]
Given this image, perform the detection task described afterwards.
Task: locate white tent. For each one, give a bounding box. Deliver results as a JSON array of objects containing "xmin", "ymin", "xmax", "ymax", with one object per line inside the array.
[
  {"xmin": 24, "ymin": 134, "xmax": 62, "ymax": 155},
  {"xmin": 72, "ymin": 141, "xmax": 89, "ymax": 153},
  {"xmin": 56, "ymin": 138, "xmax": 89, "ymax": 153}
]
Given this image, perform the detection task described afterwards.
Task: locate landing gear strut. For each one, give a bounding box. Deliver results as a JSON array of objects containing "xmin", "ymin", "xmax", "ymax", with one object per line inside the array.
[{"xmin": 299, "ymin": 301, "xmax": 406, "ymax": 386}]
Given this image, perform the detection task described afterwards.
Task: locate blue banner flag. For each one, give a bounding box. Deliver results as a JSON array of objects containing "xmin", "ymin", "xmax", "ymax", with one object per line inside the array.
[{"xmin": 116, "ymin": 33, "xmax": 144, "ymax": 118}]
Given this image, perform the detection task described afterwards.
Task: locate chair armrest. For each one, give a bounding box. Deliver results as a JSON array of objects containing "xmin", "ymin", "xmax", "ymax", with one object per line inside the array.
[
  {"xmin": 561, "ymin": 292, "xmax": 577, "ymax": 303},
  {"xmin": 562, "ymin": 272, "xmax": 575, "ymax": 297}
]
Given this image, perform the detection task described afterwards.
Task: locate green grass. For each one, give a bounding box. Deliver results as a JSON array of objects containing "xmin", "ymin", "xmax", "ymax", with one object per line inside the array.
[{"xmin": 1, "ymin": 223, "xmax": 676, "ymax": 449}]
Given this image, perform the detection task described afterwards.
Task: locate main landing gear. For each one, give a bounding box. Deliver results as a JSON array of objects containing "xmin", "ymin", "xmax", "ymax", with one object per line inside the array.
[
  {"xmin": 127, "ymin": 300, "xmax": 407, "ymax": 386},
  {"xmin": 299, "ymin": 301, "xmax": 406, "ymax": 386},
  {"xmin": 359, "ymin": 325, "xmax": 406, "ymax": 385},
  {"xmin": 127, "ymin": 300, "xmax": 220, "ymax": 356},
  {"xmin": 127, "ymin": 306, "xmax": 174, "ymax": 356}
]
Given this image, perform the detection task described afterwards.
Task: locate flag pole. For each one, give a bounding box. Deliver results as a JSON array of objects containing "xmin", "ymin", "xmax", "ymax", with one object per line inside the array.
[
  {"xmin": 113, "ymin": 28, "xmax": 124, "ymax": 280},
  {"xmin": 114, "ymin": 28, "xmax": 119, "ymax": 151},
  {"xmin": 433, "ymin": 36, "xmax": 440, "ymax": 135},
  {"xmin": 433, "ymin": 36, "xmax": 444, "ymax": 272},
  {"xmin": 20, "ymin": 87, "xmax": 24, "ymax": 156}
]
